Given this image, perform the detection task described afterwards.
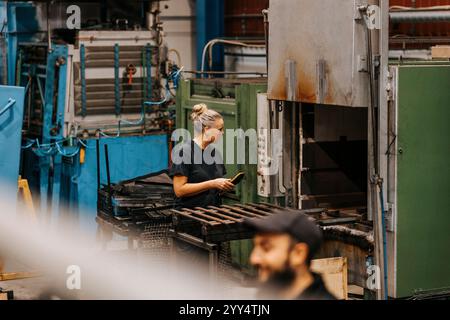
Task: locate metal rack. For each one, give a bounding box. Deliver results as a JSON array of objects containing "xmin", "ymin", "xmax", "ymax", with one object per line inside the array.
[{"xmin": 95, "ymin": 142, "xmax": 175, "ymax": 252}]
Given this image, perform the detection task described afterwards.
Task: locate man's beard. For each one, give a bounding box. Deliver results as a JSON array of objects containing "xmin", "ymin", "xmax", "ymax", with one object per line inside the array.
[{"xmin": 256, "ymin": 259, "xmax": 297, "ymax": 299}]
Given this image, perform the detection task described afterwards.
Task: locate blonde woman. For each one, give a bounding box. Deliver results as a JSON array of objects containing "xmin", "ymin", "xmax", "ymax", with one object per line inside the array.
[{"xmin": 170, "ymin": 104, "xmax": 234, "ymax": 209}]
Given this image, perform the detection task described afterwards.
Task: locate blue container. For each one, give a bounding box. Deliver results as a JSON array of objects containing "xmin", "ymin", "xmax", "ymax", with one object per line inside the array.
[{"xmin": 77, "ymin": 134, "xmax": 169, "ymax": 232}]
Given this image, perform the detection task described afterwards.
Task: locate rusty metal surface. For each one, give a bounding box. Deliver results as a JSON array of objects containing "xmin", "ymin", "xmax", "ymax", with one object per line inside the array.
[{"xmin": 267, "ymin": 0, "xmax": 378, "ymax": 107}]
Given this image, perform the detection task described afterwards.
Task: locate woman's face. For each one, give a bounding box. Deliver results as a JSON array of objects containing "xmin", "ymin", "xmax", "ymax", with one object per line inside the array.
[{"xmin": 204, "ymin": 118, "xmax": 224, "ymax": 144}]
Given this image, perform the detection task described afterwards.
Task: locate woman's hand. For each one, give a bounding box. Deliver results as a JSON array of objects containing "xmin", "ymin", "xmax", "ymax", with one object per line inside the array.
[{"xmin": 212, "ymin": 178, "xmax": 235, "ymax": 192}]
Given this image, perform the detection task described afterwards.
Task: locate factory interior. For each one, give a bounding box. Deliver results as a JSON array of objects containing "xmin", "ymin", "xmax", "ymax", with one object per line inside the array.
[{"xmin": 0, "ymin": 0, "xmax": 449, "ymax": 302}]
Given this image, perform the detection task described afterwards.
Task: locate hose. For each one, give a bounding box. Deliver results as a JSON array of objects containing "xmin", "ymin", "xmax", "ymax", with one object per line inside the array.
[{"xmin": 200, "ymin": 39, "xmax": 265, "ymax": 77}]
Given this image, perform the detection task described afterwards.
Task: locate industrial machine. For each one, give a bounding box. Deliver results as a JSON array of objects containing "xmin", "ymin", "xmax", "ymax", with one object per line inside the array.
[
  {"xmin": 1, "ymin": 1, "xmax": 176, "ymax": 229},
  {"xmin": 256, "ymin": 0, "xmax": 450, "ymax": 299},
  {"xmin": 175, "ymin": 0, "xmax": 450, "ymax": 300},
  {"xmin": 1, "ymin": 0, "xmax": 448, "ymax": 301}
]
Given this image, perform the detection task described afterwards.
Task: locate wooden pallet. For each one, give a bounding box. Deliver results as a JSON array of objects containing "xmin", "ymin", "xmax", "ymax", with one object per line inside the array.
[
  {"xmin": 311, "ymin": 257, "xmax": 348, "ymax": 300},
  {"xmin": 0, "ymin": 271, "xmax": 40, "ymax": 281}
]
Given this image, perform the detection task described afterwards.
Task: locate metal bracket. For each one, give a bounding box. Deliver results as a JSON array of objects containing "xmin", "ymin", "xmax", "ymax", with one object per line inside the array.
[
  {"xmin": 358, "ymin": 55, "xmax": 368, "ymax": 73},
  {"xmin": 354, "ymin": 1, "xmax": 367, "ymax": 21},
  {"xmin": 285, "ymin": 60, "xmax": 298, "ymax": 101},
  {"xmin": 386, "ymin": 202, "xmax": 395, "ymax": 232},
  {"xmin": 114, "ymin": 43, "xmax": 121, "ymax": 116},
  {"xmin": 357, "ymin": 4, "xmax": 381, "ymax": 30},
  {"xmin": 145, "ymin": 44, "xmax": 152, "ymax": 101},
  {"xmin": 80, "ymin": 44, "xmax": 87, "ymax": 117},
  {"xmin": 386, "ymin": 70, "xmax": 394, "ymax": 102},
  {"xmin": 316, "ymin": 59, "xmax": 327, "ymax": 103}
]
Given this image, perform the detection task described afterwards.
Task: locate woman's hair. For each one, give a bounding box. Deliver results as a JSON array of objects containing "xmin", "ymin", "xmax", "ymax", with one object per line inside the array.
[{"xmin": 190, "ymin": 104, "xmax": 222, "ymax": 132}]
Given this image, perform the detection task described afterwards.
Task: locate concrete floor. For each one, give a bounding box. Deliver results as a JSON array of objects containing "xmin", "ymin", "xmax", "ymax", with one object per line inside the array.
[
  {"xmin": 0, "ymin": 259, "xmax": 58, "ymax": 300},
  {"xmin": 0, "ymin": 240, "xmax": 259, "ymax": 300},
  {"xmin": 1, "ymin": 271, "xmax": 258, "ymax": 300},
  {"xmin": 0, "ymin": 277, "xmax": 54, "ymax": 300}
]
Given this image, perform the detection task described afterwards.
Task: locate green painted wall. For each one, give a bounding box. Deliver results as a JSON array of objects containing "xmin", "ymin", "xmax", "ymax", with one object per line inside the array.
[{"xmin": 396, "ymin": 65, "xmax": 450, "ymax": 297}]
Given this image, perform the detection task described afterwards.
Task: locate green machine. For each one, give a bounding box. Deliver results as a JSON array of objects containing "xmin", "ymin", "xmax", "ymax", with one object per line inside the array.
[
  {"xmin": 176, "ymin": 78, "xmax": 267, "ymax": 203},
  {"xmin": 175, "ymin": 77, "xmax": 267, "ymax": 273},
  {"xmin": 386, "ymin": 62, "xmax": 450, "ymax": 298}
]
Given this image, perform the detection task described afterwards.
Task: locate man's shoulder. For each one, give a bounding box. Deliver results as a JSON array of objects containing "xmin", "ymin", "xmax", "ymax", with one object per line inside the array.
[{"xmin": 298, "ymin": 273, "xmax": 338, "ymax": 300}]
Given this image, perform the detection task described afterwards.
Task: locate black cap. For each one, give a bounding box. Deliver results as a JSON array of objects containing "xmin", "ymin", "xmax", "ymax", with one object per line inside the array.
[{"xmin": 244, "ymin": 208, "xmax": 323, "ymax": 258}]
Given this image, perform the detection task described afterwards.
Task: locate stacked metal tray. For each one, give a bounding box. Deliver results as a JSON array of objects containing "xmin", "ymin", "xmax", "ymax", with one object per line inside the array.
[{"xmin": 96, "ymin": 170, "xmax": 175, "ymax": 248}]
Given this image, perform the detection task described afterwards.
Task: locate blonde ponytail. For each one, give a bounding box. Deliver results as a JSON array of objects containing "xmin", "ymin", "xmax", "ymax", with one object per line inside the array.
[
  {"xmin": 190, "ymin": 103, "xmax": 208, "ymax": 121},
  {"xmin": 190, "ymin": 103, "xmax": 222, "ymax": 130}
]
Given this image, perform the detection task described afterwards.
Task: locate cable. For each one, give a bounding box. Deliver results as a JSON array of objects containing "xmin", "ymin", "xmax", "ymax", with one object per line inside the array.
[
  {"xmin": 77, "ymin": 139, "xmax": 95, "ymax": 149},
  {"xmin": 21, "ymin": 65, "xmax": 184, "ymax": 155},
  {"xmin": 55, "ymin": 142, "xmax": 80, "ymax": 157},
  {"xmin": 120, "ymin": 67, "xmax": 183, "ymax": 125},
  {"xmin": 168, "ymin": 48, "xmax": 182, "ymax": 66},
  {"xmin": 21, "ymin": 140, "xmax": 35, "ymax": 149},
  {"xmin": 200, "ymin": 39, "xmax": 265, "ymax": 77},
  {"xmin": 99, "ymin": 130, "xmax": 120, "ymax": 138},
  {"xmin": 22, "ymin": 137, "xmax": 84, "ymax": 157}
]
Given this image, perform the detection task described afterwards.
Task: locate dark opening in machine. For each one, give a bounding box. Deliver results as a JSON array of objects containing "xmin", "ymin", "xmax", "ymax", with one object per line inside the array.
[{"xmin": 300, "ymin": 104, "xmax": 368, "ymax": 214}]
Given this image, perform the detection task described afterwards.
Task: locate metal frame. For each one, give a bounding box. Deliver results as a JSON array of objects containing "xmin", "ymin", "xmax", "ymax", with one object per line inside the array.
[
  {"xmin": 114, "ymin": 43, "xmax": 121, "ymax": 116},
  {"xmin": 2, "ymin": 2, "xmax": 37, "ymax": 85},
  {"xmin": 386, "ymin": 64, "xmax": 399, "ymax": 298},
  {"xmin": 80, "ymin": 44, "xmax": 87, "ymax": 117},
  {"xmin": 27, "ymin": 45, "xmax": 70, "ymax": 220},
  {"xmin": 67, "ymin": 31, "xmax": 160, "ymax": 134},
  {"xmin": 145, "ymin": 44, "xmax": 152, "ymax": 100},
  {"xmin": 378, "ymin": 0, "xmax": 393, "ymax": 299},
  {"xmin": 168, "ymin": 229, "xmax": 219, "ymax": 281}
]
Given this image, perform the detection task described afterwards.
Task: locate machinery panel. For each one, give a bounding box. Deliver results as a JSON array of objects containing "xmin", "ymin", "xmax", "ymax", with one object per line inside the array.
[
  {"xmin": 396, "ymin": 64, "xmax": 450, "ymax": 297},
  {"xmin": 0, "ymin": 85, "xmax": 25, "ymax": 201},
  {"xmin": 257, "ymin": 93, "xmax": 271, "ymax": 197},
  {"xmin": 267, "ymin": 0, "xmax": 378, "ymax": 107}
]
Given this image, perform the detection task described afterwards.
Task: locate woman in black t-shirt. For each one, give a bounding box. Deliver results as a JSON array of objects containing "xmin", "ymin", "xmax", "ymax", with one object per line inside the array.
[{"xmin": 170, "ymin": 104, "xmax": 234, "ymax": 209}]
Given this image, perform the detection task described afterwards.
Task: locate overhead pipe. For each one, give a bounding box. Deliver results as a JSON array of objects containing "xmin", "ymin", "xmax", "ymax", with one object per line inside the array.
[
  {"xmin": 390, "ymin": 10, "xmax": 450, "ymax": 23},
  {"xmin": 200, "ymin": 39, "xmax": 265, "ymax": 77}
]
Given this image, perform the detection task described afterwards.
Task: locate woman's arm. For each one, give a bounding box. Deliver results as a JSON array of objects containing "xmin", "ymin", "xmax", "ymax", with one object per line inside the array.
[{"xmin": 173, "ymin": 175, "xmax": 234, "ymax": 198}]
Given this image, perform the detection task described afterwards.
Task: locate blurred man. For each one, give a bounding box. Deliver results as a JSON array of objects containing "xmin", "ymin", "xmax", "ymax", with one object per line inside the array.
[{"xmin": 244, "ymin": 209, "xmax": 336, "ymax": 300}]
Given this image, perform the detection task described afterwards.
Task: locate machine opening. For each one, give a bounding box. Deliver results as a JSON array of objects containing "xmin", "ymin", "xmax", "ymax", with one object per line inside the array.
[{"xmin": 300, "ymin": 104, "xmax": 368, "ymax": 217}]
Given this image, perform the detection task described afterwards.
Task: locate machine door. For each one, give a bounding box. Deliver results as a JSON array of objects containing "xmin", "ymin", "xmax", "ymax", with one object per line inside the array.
[
  {"xmin": 0, "ymin": 85, "xmax": 25, "ymax": 210},
  {"xmin": 396, "ymin": 65, "xmax": 450, "ymax": 297}
]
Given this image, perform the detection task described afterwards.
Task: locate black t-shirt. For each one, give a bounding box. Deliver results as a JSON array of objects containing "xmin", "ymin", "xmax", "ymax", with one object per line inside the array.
[
  {"xmin": 296, "ymin": 273, "xmax": 337, "ymax": 300},
  {"xmin": 169, "ymin": 140, "xmax": 227, "ymax": 209}
]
